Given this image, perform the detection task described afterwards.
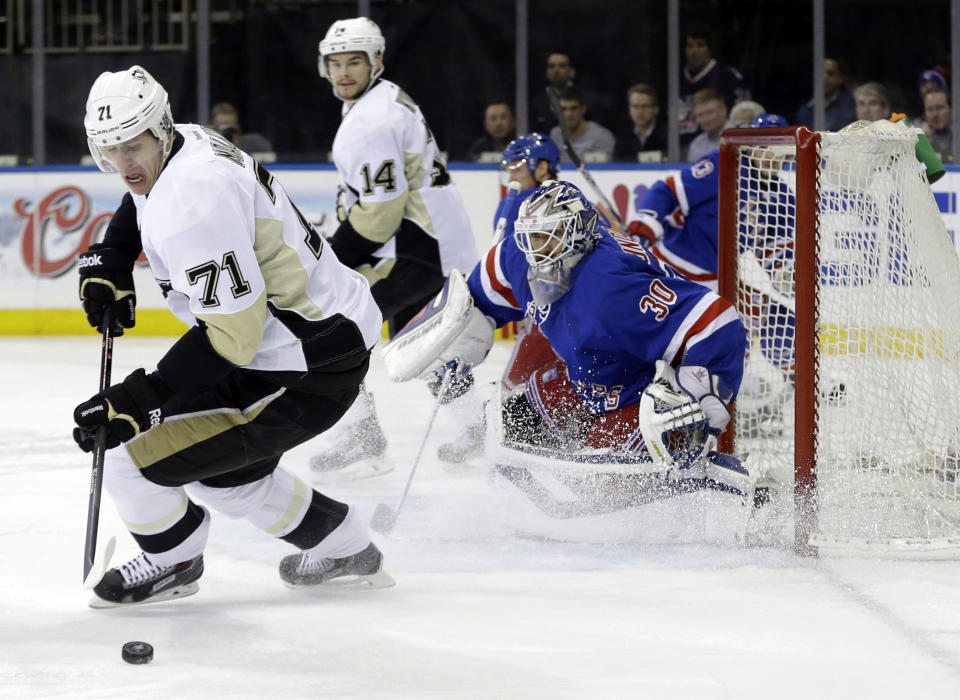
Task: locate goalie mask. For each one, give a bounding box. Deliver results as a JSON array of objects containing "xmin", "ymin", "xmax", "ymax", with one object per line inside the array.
[
  {"xmin": 514, "ymin": 181, "xmax": 600, "ymax": 306},
  {"xmin": 318, "ymin": 17, "xmax": 385, "ymax": 99},
  {"xmin": 84, "ymin": 65, "xmax": 174, "ymax": 177}
]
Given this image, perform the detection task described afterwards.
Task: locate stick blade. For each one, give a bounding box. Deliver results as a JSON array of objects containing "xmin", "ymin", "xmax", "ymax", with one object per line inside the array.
[{"xmin": 83, "ymin": 536, "xmax": 116, "ymax": 590}]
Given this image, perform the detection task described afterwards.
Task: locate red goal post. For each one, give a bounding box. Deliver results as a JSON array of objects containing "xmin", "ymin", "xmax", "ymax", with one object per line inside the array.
[{"xmin": 717, "ymin": 123, "xmax": 960, "ymax": 555}]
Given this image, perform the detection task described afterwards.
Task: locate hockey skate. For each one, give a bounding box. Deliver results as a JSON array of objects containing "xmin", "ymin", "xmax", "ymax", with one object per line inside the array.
[
  {"xmin": 437, "ymin": 417, "xmax": 486, "ymax": 464},
  {"xmin": 279, "ymin": 542, "xmax": 395, "ymax": 589},
  {"xmin": 89, "ymin": 552, "xmax": 203, "ymax": 608},
  {"xmin": 309, "ymin": 387, "xmax": 393, "ymax": 481}
]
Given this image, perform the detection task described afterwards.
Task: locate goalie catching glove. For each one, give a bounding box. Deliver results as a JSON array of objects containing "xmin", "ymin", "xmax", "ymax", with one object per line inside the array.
[
  {"xmin": 73, "ymin": 368, "xmax": 171, "ymax": 452},
  {"xmin": 78, "ymin": 243, "xmax": 137, "ymax": 333},
  {"xmin": 382, "ymin": 270, "xmax": 495, "ymax": 382},
  {"xmin": 637, "ymin": 360, "xmax": 733, "ymax": 469}
]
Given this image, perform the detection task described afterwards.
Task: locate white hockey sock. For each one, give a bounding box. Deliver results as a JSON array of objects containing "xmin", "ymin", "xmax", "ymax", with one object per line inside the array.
[
  {"xmin": 187, "ymin": 469, "xmax": 312, "ymax": 538},
  {"xmin": 303, "ymin": 505, "xmax": 371, "ymax": 560}
]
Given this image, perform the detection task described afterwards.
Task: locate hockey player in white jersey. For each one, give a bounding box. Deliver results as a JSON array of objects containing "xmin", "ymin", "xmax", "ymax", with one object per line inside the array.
[
  {"xmin": 308, "ymin": 17, "xmax": 479, "ymax": 476},
  {"xmin": 73, "ymin": 65, "xmax": 394, "ymax": 606}
]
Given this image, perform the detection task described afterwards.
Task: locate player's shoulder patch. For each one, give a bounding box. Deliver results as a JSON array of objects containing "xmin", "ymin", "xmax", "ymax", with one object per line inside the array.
[{"xmin": 690, "ymin": 157, "xmax": 715, "ymax": 179}]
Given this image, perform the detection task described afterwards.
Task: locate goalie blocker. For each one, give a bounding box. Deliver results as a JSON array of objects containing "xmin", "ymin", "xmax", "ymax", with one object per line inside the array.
[{"xmin": 382, "ymin": 271, "xmax": 495, "ymax": 382}]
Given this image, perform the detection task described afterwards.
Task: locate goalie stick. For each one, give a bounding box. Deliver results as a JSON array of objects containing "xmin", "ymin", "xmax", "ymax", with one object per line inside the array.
[
  {"xmin": 546, "ymin": 86, "xmax": 625, "ymax": 230},
  {"xmin": 82, "ymin": 308, "xmax": 118, "ymax": 589},
  {"xmin": 737, "ymin": 251, "xmax": 795, "ymax": 313}
]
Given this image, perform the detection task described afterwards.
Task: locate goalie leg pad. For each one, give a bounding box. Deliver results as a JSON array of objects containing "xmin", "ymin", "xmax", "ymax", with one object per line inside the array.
[
  {"xmin": 702, "ymin": 451, "xmax": 752, "ymax": 499},
  {"xmin": 382, "ymin": 271, "xmax": 495, "ymax": 382}
]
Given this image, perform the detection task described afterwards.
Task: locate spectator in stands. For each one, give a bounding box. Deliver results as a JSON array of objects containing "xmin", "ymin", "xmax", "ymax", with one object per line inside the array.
[
  {"xmin": 614, "ymin": 83, "xmax": 667, "ymax": 161},
  {"xmin": 530, "ymin": 52, "xmax": 576, "ymax": 132},
  {"xmin": 795, "ymin": 58, "xmax": 857, "ymax": 132},
  {"xmin": 853, "ymin": 82, "xmax": 891, "ymax": 122},
  {"xmin": 922, "ymin": 86, "xmax": 953, "ymax": 161},
  {"xmin": 729, "ymin": 100, "xmax": 766, "ymax": 127},
  {"xmin": 918, "ymin": 69, "xmax": 948, "ymax": 102},
  {"xmin": 466, "ymin": 100, "xmax": 517, "ymax": 162},
  {"xmin": 549, "ymin": 86, "xmax": 615, "ymax": 163},
  {"xmin": 209, "ymin": 102, "xmax": 274, "ymax": 155},
  {"xmin": 687, "ymin": 88, "xmax": 732, "ymax": 162},
  {"xmin": 679, "ymin": 23, "xmax": 749, "ymax": 142},
  {"xmin": 531, "ymin": 52, "xmax": 612, "ymax": 134}
]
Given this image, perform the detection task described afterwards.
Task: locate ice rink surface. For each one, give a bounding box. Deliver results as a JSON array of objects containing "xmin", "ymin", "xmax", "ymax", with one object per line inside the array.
[{"xmin": 2, "ymin": 336, "xmax": 960, "ymax": 699}]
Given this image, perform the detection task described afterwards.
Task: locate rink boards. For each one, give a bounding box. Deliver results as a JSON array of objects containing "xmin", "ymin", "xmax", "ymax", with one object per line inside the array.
[{"xmin": 1, "ymin": 162, "xmax": 958, "ymax": 335}]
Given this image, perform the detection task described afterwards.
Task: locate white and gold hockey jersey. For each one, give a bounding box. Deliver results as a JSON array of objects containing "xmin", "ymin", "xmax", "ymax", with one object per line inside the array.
[
  {"xmin": 332, "ymin": 79, "xmax": 477, "ymax": 274},
  {"xmin": 131, "ymin": 124, "xmax": 383, "ymax": 374}
]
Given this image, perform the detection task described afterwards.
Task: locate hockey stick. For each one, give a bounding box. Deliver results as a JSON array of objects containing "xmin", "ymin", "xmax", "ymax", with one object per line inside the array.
[
  {"xmin": 370, "ymin": 367, "xmax": 455, "ymax": 534},
  {"xmin": 82, "ymin": 308, "xmax": 119, "ymax": 589},
  {"xmin": 737, "ymin": 252, "xmax": 796, "ymax": 313},
  {"xmin": 492, "ymin": 180, "xmax": 522, "ymax": 245},
  {"xmin": 546, "ymin": 86, "xmax": 625, "ymax": 230}
]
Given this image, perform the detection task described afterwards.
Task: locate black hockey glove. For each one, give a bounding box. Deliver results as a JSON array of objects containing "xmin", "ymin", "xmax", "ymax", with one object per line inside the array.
[
  {"xmin": 73, "ymin": 369, "xmax": 170, "ymax": 452},
  {"xmin": 78, "ymin": 243, "xmax": 137, "ymax": 333},
  {"xmin": 426, "ymin": 360, "xmax": 475, "ymax": 405}
]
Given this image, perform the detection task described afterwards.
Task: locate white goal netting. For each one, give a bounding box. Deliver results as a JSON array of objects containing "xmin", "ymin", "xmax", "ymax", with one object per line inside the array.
[{"xmin": 730, "ymin": 122, "xmax": 960, "ymax": 551}]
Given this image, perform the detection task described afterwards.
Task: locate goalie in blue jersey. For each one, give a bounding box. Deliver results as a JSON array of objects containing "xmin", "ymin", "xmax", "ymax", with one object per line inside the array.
[{"xmin": 383, "ymin": 181, "xmax": 753, "ymax": 514}]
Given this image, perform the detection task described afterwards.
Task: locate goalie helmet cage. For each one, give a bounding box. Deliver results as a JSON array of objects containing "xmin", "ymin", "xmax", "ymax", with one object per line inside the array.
[{"xmin": 717, "ymin": 124, "xmax": 960, "ymax": 556}]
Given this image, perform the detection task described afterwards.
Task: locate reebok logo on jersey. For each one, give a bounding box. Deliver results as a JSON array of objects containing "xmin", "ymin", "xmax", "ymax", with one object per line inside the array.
[
  {"xmin": 148, "ymin": 408, "xmax": 162, "ymax": 429},
  {"xmin": 78, "ymin": 254, "xmax": 103, "ymax": 269}
]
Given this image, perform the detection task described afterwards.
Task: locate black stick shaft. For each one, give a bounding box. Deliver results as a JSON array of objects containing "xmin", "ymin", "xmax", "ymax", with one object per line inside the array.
[{"xmin": 82, "ymin": 309, "xmax": 115, "ymax": 582}]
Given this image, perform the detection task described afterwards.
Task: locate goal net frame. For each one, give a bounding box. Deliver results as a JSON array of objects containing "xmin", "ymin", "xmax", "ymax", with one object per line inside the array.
[{"xmin": 717, "ymin": 124, "xmax": 960, "ymax": 556}]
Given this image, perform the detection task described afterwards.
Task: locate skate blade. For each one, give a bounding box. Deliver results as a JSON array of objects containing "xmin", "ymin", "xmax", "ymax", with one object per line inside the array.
[
  {"xmin": 284, "ymin": 569, "xmax": 396, "ymax": 591},
  {"xmin": 88, "ymin": 582, "xmax": 200, "ymax": 609},
  {"xmin": 440, "ymin": 457, "xmax": 485, "ymax": 475},
  {"xmin": 328, "ymin": 569, "xmax": 396, "ymax": 589},
  {"xmin": 310, "ymin": 460, "xmax": 395, "ymax": 484}
]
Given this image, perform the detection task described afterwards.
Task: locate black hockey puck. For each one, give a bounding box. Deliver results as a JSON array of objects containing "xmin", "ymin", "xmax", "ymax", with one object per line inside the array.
[{"xmin": 122, "ymin": 641, "xmax": 154, "ymax": 664}]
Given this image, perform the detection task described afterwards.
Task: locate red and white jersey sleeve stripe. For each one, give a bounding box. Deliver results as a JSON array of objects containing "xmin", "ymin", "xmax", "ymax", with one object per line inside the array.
[
  {"xmin": 662, "ymin": 292, "xmax": 741, "ymax": 366},
  {"xmin": 478, "ymin": 241, "xmax": 521, "ymax": 311}
]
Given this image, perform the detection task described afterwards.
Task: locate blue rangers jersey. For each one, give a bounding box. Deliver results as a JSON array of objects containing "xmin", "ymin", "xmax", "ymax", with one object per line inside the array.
[
  {"xmin": 468, "ymin": 224, "xmax": 747, "ymax": 415},
  {"xmin": 636, "ymin": 152, "xmax": 721, "ymax": 288},
  {"xmin": 636, "ymin": 151, "xmax": 796, "ymax": 293}
]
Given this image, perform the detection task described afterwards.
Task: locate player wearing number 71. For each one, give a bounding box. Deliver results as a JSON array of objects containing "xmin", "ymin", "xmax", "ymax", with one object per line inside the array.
[{"xmin": 72, "ymin": 65, "xmax": 394, "ymax": 607}]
